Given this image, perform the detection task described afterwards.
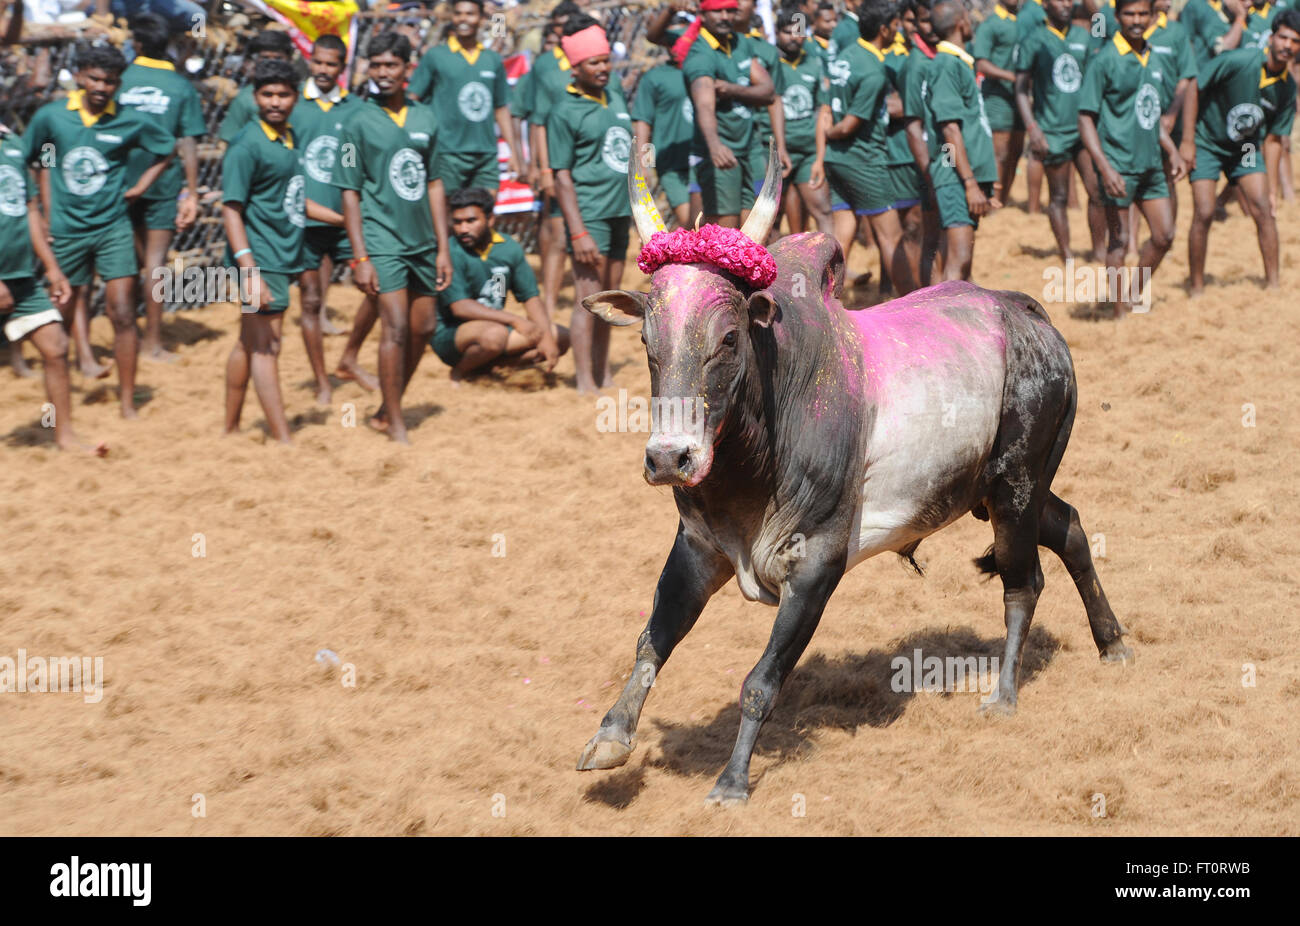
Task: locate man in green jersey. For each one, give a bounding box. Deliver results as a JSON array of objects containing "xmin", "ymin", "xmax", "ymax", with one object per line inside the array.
[
  {"xmin": 1078, "ymin": 0, "xmax": 1186, "ymax": 315},
  {"xmin": 631, "ymin": 57, "xmax": 700, "ymax": 227},
  {"xmin": 217, "ymin": 30, "xmax": 295, "ymax": 145},
  {"xmin": 1181, "ymin": 0, "xmax": 1250, "ymax": 67},
  {"xmin": 814, "ymin": 3, "xmax": 838, "ymax": 54},
  {"xmin": 1146, "ymin": 0, "xmax": 1200, "ymax": 225},
  {"xmin": 830, "ymin": 0, "xmax": 863, "ymax": 57},
  {"xmin": 549, "ymin": 16, "xmax": 633, "ymax": 393},
  {"xmin": 291, "ymin": 34, "xmax": 374, "ymax": 405},
  {"xmin": 23, "ymin": 45, "xmax": 174, "ymax": 418},
  {"xmin": 0, "ymin": 127, "xmax": 104, "ymax": 455},
  {"xmin": 1015, "ymin": 0, "xmax": 1107, "ymax": 261},
  {"xmin": 683, "ymin": 0, "xmax": 776, "ymax": 227},
  {"xmin": 118, "ymin": 13, "xmax": 204, "ymax": 363},
  {"xmin": 925, "ymin": 0, "xmax": 1000, "ymax": 281},
  {"xmin": 881, "ymin": 1, "xmax": 924, "ymax": 286},
  {"xmin": 775, "ymin": 6, "xmax": 834, "ymax": 234},
  {"xmin": 737, "ymin": 0, "xmax": 792, "ymax": 226},
  {"xmin": 1017, "ymin": 0, "xmax": 1048, "ymax": 213},
  {"xmin": 407, "ymin": 0, "xmax": 521, "ymax": 193},
  {"xmin": 1188, "ymin": 10, "xmax": 1299, "ymax": 293},
  {"xmin": 431, "ymin": 187, "xmax": 566, "ymax": 381},
  {"xmin": 221, "ymin": 60, "xmax": 316, "ymax": 445},
  {"xmin": 902, "ymin": 0, "xmax": 944, "ymax": 283},
  {"xmin": 333, "ymin": 31, "xmax": 452, "ymax": 445},
  {"xmin": 974, "ymin": 0, "xmax": 1025, "ymax": 207}
]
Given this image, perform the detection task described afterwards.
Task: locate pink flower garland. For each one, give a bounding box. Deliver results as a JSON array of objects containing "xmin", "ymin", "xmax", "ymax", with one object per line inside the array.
[{"xmin": 636, "ymin": 225, "xmax": 778, "ymax": 289}]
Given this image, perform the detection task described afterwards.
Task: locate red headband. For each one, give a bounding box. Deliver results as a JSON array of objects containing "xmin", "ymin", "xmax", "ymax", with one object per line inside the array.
[
  {"xmin": 560, "ymin": 24, "xmax": 610, "ymax": 66},
  {"xmin": 699, "ymin": 0, "xmax": 739, "ymax": 9}
]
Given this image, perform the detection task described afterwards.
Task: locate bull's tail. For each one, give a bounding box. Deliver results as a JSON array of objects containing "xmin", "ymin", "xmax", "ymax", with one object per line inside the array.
[{"xmin": 973, "ymin": 545, "xmax": 998, "ymax": 579}]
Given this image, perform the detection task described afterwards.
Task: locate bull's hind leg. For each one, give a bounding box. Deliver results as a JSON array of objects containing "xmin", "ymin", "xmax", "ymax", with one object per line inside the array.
[
  {"xmin": 980, "ymin": 495, "xmax": 1046, "ymax": 717},
  {"xmin": 577, "ymin": 524, "xmax": 733, "ymax": 771},
  {"xmin": 707, "ymin": 558, "xmax": 843, "ymax": 806},
  {"xmin": 1038, "ymin": 493, "xmax": 1132, "ymax": 663}
]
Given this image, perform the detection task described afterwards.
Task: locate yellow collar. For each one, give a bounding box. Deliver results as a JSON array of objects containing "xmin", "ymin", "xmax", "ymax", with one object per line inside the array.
[
  {"xmin": 259, "ymin": 119, "xmax": 294, "ymax": 148},
  {"xmin": 1250, "ymin": 3, "xmax": 1272, "ymax": 17},
  {"xmin": 815, "ymin": 35, "xmax": 828, "ymax": 48},
  {"xmin": 1143, "ymin": 12, "xmax": 1169, "ymax": 38},
  {"xmin": 1261, "ymin": 64, "xmax": 1286, "ymax": 88},
  {"xmin": 701, "ymin": 28, "xmax": 732, "ymax": 54},
  {"xmin": 67, "ymin": 90, "xmax": 116, "ymax": 126},
  {"xmin": 936, "ymin": 40, "xmax": 975, "ymax": 67},
  {"xmin": 1113, "ymin": 31, "xmax": 1150, "ymax": 66},
  {"xmin": 133, "ymin": 55, "xmax": 175, "ymax": 71},
  {"xmin": 303, "ymin": 81, "xmax": 347, "ymax": 109},
  {"xmin": 859, "ymin": 37, "xmax": 887, "ymax": 62},
  {"xmin": 784, "ymin": 49, "xmax": 806, "ymax": 69},
  {"xmin": 383, "ymin": 104, "xmax": 409, "ymax": 128},
  {"xmin": 1208, "ymin": 0, "xmax": 1223, "ymax": 10},
  {"xmin": 448, "ymin": 34, "xmax": 483, "ymax": 65},
  {"xmin": 552, "ymin": 46, "xmax": 571, "ymax": 71},
  {"xmin": 566, "ymin": 83, "xmax": 607, "ymax": 106},
  {"xmin": 748, "ymin": 27, "xmax": 763, "ymax": 39},
  {"xmin": 474, "ymin": 230, "xmax": 506, "ymax": 259},
  {"xmin": 995, "ymin": 4, "xmax": 1017, "ymax": 20},
  {"xmin": 1047, "ymin": 23, "xmax": 1068, "ymax": 40}
]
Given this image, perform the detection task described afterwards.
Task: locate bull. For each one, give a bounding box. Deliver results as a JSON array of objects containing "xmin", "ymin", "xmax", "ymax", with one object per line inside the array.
[{"xmin": 576, "ymin": 146, "xmax": 1131, "ymax": 805}]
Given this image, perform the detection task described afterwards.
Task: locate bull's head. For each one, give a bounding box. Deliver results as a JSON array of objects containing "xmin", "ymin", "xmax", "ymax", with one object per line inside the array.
[{"xmin": 582, "ymin": 144, "xmax": 783, "ymax": 488}]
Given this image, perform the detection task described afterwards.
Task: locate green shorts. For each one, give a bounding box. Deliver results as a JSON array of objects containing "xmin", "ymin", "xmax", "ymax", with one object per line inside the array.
[
  {"xmin": 372, "ymin": 249, "xmax": 442, "ymax": 296},
  {"xmin": 128, "ymin": 195, "xmax": 177, "ymax": 232},
  {"xmin": 826, "ymin": 159, "xmax": 892, "ymax": 216},
  {"xmin": 0, "ymin": 276, "xmax": 61, "ymax": 342},
  {"xmin": 934, "ymin": 180, "xmax": 995, "ymax": 229},
  {"xmin": 658, "ymin": 166, "xmax": 694, "ymax": 209},
  {"xmin": 786, "ymin": 149, "xmax": 818, "ymax": 186},
  {"xmin": 430, "ymin": 318, "xmax": 463, "ymax": 367},
  {"xmin": 887, "ymin": 162, "xmax": 923, "ymax": 209},
  {"xmin": 240, "ymin": 269, "xmax": 294, "ymax": 315},
  {"xmin": 52, "ymin": 218, "xmax": 137, "ymax": 286},
  {"xmin": 696, "ymin": 152, "xmax": 756, "ymax": 216},
  {"xmin": 302, "ymin": 225, "xmax": 354, "ymax": 267},
  {"xmin": 1189, "ymin": 143, "xmax": 1264, "ymax": 184},
  {"xmin": 434, "ymin": 149, "xmax": 500, "ymax": 196},
  {"xmin": 1102, "ymin": 167, "xmax": 1169, "ymax": 207},
  {"xmin": 1039, "ymin": 133, "xmax": 1082, "ymax": 167},
  {"xmin": 982, "ymin": 92, "xmax": 1023, "ymax": 133},
  {"xmin": 567, "ymin": 215, "xmax": 631, "ymax": 259}
]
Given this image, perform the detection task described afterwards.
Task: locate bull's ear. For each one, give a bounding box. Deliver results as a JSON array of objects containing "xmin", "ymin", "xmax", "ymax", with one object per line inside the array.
[
  {"xmin": 747, "ymin": 290, "xmax": 779, "ymax": 329},
  {"xmin": 582, "ymin": 290, "xmax": 647, "ymax": 327}
]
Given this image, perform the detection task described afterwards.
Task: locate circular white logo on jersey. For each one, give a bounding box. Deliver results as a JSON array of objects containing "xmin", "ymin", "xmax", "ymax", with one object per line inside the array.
[
  {"xmin": 303, "ymin": 134, "xmax": 339, "ymax": 184},
  {"xmin": 62, "ymin": 146, "xmax": 109, "ymax": 197},
  {"xmin": 458, "ymin": 81, "xmax": 493, "ymax": 122},
  {"xmin": 283, "ymin": 175, "xmax": 306, "ymax": 228},
  {"xmin": 388, "ymin": 147, "xmax": 427, "ymax": 202},
  {"xmin": 1134, "ymin": 83, "xmax": 1161, "ymax": 131},
  {"xmin": 827, "ymin": 58, "xmax": 851, "ymax": 86},
  {"xmin": 0, "ymin": 164, "xmax": 26, "ymax": 217},
  {"xmin": 783, "ymin": 83, "xmax": 813, "ymax": 121},
  {"xmin": 1052, "ymin": 53, "xmax": 1082, "ymax": 93},
  {"xmin": 601, "ymin": 125, "xmax": 632, "ymax": 174},
  {"xmin": 1227, "ymin": 102, "xmax": 1265, "ymax": 143},
  {"xmin": 681, "ymin": 96, "xmax": 694, "ymax": 123}
]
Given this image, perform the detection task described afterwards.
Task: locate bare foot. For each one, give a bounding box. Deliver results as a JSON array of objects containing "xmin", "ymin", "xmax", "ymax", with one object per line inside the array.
[
  {"xmin": 81, "ymin": 359, "xmax": 113, "ymax": 379},
  {"xmin": 1188, "ymin": 285, "xmax": 1205, "ymax": 299},
  {"xmin": 576, "ymin": 379, "xmax": 601, "ymax": 395},
  {"xmin": 121, "ymin": 405, "xmax": 139, "ymax": 420},
  {"xmin": 57, "ymin": 434, "xmax": 109, "ymax": 456},
  {"xmin": 315, "ymin": 385, "xmax": 332, "ymax": 407},
  {"xmin": 388, "ymin": 429, "xmax": 411, "ymax": 445},
  {"xmin": 320, "ymin": 313, "xmax": 343, "ymax": 336},
  {"xmin": 335, "ymin": 361, "xmax": 378, "ymax": 392},
  {"xmin": 10, "ymin": 350, "xmax": 35, "ymax": 378},
  {"xmin": 143, "ymin": 344, "xmax": 178, "ymax": 363},
  {"xmin": 367, "ymin": 413, "xmax": 389, "ymax": 433}
]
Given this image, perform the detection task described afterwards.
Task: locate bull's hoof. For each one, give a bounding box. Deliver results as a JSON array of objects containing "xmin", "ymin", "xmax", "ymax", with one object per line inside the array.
[
  {"xmin": 1100, "ymin": 641, "xmax": 1134, "ymax": 664},
  {"xmin": 576, "ymin": 734, "xmax": 634, "ymax": 771},
  {"xmin": 978, "ymin": 696, "xmax": 1017, "ymax": 717},
  {"xmin": 704, "ymin": 783, "xmax": 750, "ymax": 807}
]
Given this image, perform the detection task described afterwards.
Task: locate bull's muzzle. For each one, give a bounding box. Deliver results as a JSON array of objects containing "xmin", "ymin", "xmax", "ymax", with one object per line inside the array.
[{"xmin": 644, "ymin": 433, "xmax": 712, "ymax": 487}]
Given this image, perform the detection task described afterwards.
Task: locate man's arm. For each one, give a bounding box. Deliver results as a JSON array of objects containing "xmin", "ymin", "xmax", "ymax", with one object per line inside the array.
[
  {"xmin": 939, "ymin": 120, "xmax": 992, "ymax": 215},
  {"xmin": 495, "ymin": 105, "xmax": 521, "ymax": 177},
  {"xmin": 27, "ymin": 198, "xmax": 69, "ymax": 307},
  {"xmin": 428, "ymin": 177, "xmax": 451, "ymax": 291},
  {"xmin": 554, "ymin": 167, "xmax": 599, "ymax": 263},
  {"xmin": 975, "ymin": 59, "xmax": 1016, "ymax": 83},
  {"xmin": 1265, "ymin": 133, "xmax": 1283, "ymax": 214},
  {"xmin": 125, "ymin": 154, "xmax": 173, "ymax": 200},
  {"xmin": 1015, "ymin": 71, "xmax": 1048, "ymax": 156},
  {"xmin": 717, "ymin": 59, "xmax": 775, "ymax": 106},
  {"xmin": 175, "ymin": 136, "xmax": 200, "ymax": 229},
  {"xmin": 220, "ymin": 201, "xmax": 269, "ymax": 309},
  {"xmin": 1078, "ymin": 111, "xmax": 1126, "ymax": 197},
  {"xmin": 339, "ymin": 189, "xmax": 376, "ymax": 295},
  {"xmin": 1218, "ymin": 0, "xmax": 1248, "ymax": 54},
  {"xmin": 644, "ymin": 1, "xmax": 691, "ymax": 48},
  {"xmin": 691, "ymin": 75, "xmax": 737, "ymax": 168}
]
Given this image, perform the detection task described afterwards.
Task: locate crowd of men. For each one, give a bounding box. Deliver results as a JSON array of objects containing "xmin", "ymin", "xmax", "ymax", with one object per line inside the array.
[{"xmin": 1, "ymin": 0, "xmax": 1297, "ymax": 453}]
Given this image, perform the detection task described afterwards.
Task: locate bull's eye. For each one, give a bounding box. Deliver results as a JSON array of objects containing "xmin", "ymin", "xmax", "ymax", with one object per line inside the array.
[{"xmin": 722, "ymin": 330, "xmax": 738, "ymax": 349}]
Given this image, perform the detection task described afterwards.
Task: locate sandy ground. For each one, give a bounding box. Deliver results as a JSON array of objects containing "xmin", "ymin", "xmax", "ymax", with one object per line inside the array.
[{"xmin": 2, "ymin": 173, "xmax": 1298, "ymax": 836}]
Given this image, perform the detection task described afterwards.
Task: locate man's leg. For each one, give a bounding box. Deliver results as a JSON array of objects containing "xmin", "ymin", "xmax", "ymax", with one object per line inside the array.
[
  {"xmin": 335, "ymin": 292, "xmax": 379, "ymax": 390},
  {"xmin": 8, "ymin": 340, "xmax": 34, "ymax": 378},
  {"xmin": 571, "ymin": 253, "xmax": 607, "ymax": 394},
  {"xmin": 137, "ymin": 226, "xmax": 177, "ymax": 361},
  {"xmin": 783, "ymin": 184, "xmax": 804, "ymax": 235},
  {"xmin": 1025, "ymin": 147, "xmax": 1044, "ymax": 214},
  {"xmin": 1187, "ymin": 177, "xmax": 1219, "ymax": 297},
  {"xmin": 224, "ymin": 311, "xmax": 251, "ymax": 434},
  {"xmin": 869, "ymin": 208, "xmax": 913, "ymax": 296},
  {"xmin": 449, "ymin": 319, "xmax": 512, "ymax": 381},
  {"xmin": 993, "ymin": 129, "xmax": 1024, "ymax": 207},
  {"xmin": 296, "ymin": 268, "xmax": 331, "ymax": 405},
  {"xmin": 1236, "ymin": 171, "xmax": 1279, "ymax": 289},
  {"xmin": 897, "ymin": 202, "xmax": 923, "ymax": 291},
  {"xmin": 316, "ymin": 255, "xmax": 343, "ymax": 336},
  {"xmin": 69, "ymin": 286, "xmax": 110, "ymax": 379},
  {"xmin": 595, "ymin": 255, "xmax": 624, "ymax": 388},
  {"xmin": 103, "ymin": 275, "xmax": 140, "ymax": 418},
  {"xmin": 943, "ymin": 224, "xmax": 975, "ymax": 282},
  {"xmin": 798, "ymin": 181, "xmax": 835, "ymax": 235},
  {"xmin": 28, "ymin": 320, "xmax": 104, "ymax": 454},
  {"xmin": 1074, "ymin": 148, "xmax": 1108, "ymax": 262},
  {"xmin": 1130, "ymin": 194, "xmax": 1175, "ymax": 312},
  {"xmin": 245, "ymin": 313, "xmax": 291, "ymax": 444},
  {"xmin": 1044, "ymin": 159, "xmax": 1074, "ymax": 261},
  {"xmin": 540, "ymin": 205, "xmax": 566, "ymax": 324},
  {"xmin": 374, "ymin": 287, "xmax": 412, "ymax": 443},
  {"xmin": 403, "ymin": 292, "xmax": 437, "ymax": 393}
]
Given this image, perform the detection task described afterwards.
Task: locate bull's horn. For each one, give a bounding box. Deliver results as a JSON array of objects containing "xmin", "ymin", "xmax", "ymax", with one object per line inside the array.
[
  {"xmin": 739, "ymin": 138, "xmax": 782, "ymax": 245},
  {"xmin": 628, "ymin": 154, "xmax": 667, "ymax": 245}
]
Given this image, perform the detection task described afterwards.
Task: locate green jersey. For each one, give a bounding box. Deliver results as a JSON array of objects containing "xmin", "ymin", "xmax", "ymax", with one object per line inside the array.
[
  {"xmin": 1016, "ymin": 22, "xmax": 1093, "ymax": 142},
  {"xmin": 219, "ymin": 84, "xmax": 258, "ymax": 144},
  {"xmin": 332, "ymin": 99, "xmax": 441, "ymax": 256},
  {"xmin": 510, "ymin": 68, "xmax": 534, "ymax": 120},
  {"xmin": 629, "ymin": 63, "xmax": 695, "ymax": 172},
  {"xmin": 901, "ymin": 39, "xmax": 935, "ymax": 154},
  {"xmin": 883, "ymin": 40, "xmax": 913, "ymax": 166},
  {"xmin": 22, "ymin": 92, "xmax": 174, "ymax": 237},
  {"xmin": 437, "ymin": 229, "xmax": 538, "ymax": 327},
  {"xmin": 682, "ymin": 28, "xmax": 760, "ymax": 153},
  {"xmin": 927, "ymin": 41, "xmax": 998, "ymax": 185},
  {"xmin": 0, "ymin": 132, "xmax": 36, "ymax": 280},
  {"xmin": 1078, "ymin": 33, "xmax": 1166, "ymax": 174},
  {"xmin": 829, "ymin": 11, "xmax": 860, "ymax": 59},
  {"xmin": 291, "ymin": 88, "xmax": 360, "ymax": 229},
  {"xmin": 1091, "ymin": 0, "xmax": 1119, "ymax": 48},
  {"xmin": 220, "ymin": 119, "xmax": 305, "ymax": 273},
  {"xmin": 1146, "ymin": 14, "xmax": 1198, "ymax": 111},
  {"xmin": 547, "ymin": 82, "xmax": 634, "ymax": 221},
  {"xmin": 1195, "ymin": 46, "xmax": 1296, "ymax": 157},
  {"xmin": 1243, "ymin": 3, "xmax": 1281, "ymax": 49},
  {"xmin": 1181, "ymin": 0, "xmax": 1234, "ymax": 67},
  {"xmin": 745, "ymin": 28, "xmax": 783, "ymax": 142},
  {"xmin": 526, "ymin": 47, "xmax": 574, "ymax": 127},
  {"xmin": 407, "ymin": 37, "xmax": 508, "ymax": 155},
  {"xmin": 117, "ymin": 56, "xmax": 205, "ymax": 201},
  {"xmin": 1017, "ymin": 0, "xmax": 1047, "ymax": 40},
  {"xmin": 778, "ymin": 48, "xmax": 828, "ymax": 157},
  {"xmin": 824, "ymin": 38, "xmax": 891, "ymax": 166},
  {"xmin": 973, "ymin": 5, "xmax": 1021, "ymax": 114}
]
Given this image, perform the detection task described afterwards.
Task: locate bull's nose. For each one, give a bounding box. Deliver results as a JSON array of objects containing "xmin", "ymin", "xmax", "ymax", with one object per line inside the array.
[{"xmin": 644, "ymin": 436, "xmax": 702, "ymax": 486}]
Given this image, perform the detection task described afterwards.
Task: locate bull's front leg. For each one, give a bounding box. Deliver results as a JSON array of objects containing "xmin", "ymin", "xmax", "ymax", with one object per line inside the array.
[
  {"xmin": 577, "ymin": 523, "xmax": 733, "ymax": 771},
  {"xmin": 706, "ymin": 552, "xmax": 845, "ymax": 806}
]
